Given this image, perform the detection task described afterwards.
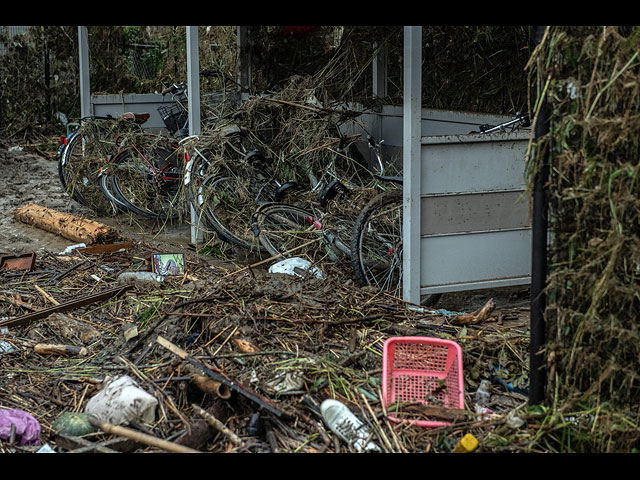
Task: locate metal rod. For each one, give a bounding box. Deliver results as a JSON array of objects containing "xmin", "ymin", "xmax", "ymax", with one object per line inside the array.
[{"xmin": 529, "ymin": 25, "xmax": 550, "ymax": 406}]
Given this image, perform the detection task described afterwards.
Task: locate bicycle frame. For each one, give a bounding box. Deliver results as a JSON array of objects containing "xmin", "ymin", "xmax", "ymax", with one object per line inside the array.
[{"xmin": 111, "ymin": 132, "xmax": 182, "ymax": 185}]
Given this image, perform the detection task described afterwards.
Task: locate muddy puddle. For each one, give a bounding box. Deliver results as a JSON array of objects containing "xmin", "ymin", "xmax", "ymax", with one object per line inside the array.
[{"xmin": 0, "ymin": 146, "xmax": 196, "ymax": 256}]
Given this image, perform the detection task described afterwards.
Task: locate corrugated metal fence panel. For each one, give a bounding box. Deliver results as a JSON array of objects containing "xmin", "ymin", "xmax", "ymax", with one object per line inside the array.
[
  {"xmin": 0, "ymin": 26, "xmax": 31, "ymax": 55},
  {"xmin": 419, "ymin": 131, "xmax": 531, "ymax": 294}
]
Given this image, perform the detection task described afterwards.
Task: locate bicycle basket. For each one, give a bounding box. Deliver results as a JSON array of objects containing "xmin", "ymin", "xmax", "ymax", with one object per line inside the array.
[{"xmin": 158, "ymin": 103, "xmax": 188, "ymax": 135}]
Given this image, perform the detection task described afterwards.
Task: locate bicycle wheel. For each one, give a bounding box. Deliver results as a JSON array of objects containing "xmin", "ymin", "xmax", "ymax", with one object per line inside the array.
[
  {"xmin": 107, "ymin": 145, "xmax": 184, "ymax": 219},
  {"xmin": 98, "ymin": 167, "xmax": 130, "ymax": 214},
  {"xmin": 350, "ymin": 189, "xmax": 404, "ymax": 297},
  {"xmin": 251, "ymin": 203, "xmax": 319, "ymax": 260},
  {"xmin": 58, "ymin": 128, "xmax": 114, "ymax": 214},
  {"xmin": 199, "ymin": 175, "xmax": 267, "ymax": 251}
]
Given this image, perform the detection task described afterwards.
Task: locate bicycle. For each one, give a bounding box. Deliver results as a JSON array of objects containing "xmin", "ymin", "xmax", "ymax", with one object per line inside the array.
[
  {"xmin": 249, "ymin": 121, "xmax": 386, "ymax": 264},
  {"xmin": 181, "ymin": 123, "xmax": 299, "ymax": 251},
  {"xmin": 97, "ymin": 80, "xmax": 212, "ymax": 219},
  {"xmin": 99, "ymin": 131, "xmax": 184, "ymax": 219},
  {"xmin": 350, "ymin": 112, "xmax": 531, "ymax": 302},
  {"xmin": 57, "ymin": 112, "xmax": 150, "ymax": 215},
  {"xmin": 158, "ymin": 82, "xmax": 190, "ymax": 139}
]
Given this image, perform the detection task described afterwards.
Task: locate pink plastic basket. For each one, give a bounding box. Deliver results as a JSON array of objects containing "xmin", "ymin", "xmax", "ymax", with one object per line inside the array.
[{"xmin": 382, "ymin": 336, "xmax": 464, "ymax": 428}]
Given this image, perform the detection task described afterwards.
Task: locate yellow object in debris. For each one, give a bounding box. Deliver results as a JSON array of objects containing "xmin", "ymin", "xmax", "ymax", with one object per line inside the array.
[{"xmin": 453, "ymin": 433, "xmax": 478, "ymax": 453}]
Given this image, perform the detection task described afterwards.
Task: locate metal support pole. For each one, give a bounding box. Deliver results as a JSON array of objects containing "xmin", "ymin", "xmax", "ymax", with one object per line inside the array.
[
  {"xmin": 402, "ymin": 26, "xmax": 422, "ymax": 305},
  {"xmin": 237, "ymin": 26, "xmax": 251, "ymax": 103},
  {"xmin": 372, "ymin": 41, "xmax": 388, "ymax": 100},
  {"xmin": 186, "ymin": 26, "xmax": 201, "ymax": 137},
  {"xmin": 186, "ymin": 26, "xmax": 203, "ymax": 245},
  {"xmin": 78, "ymin": 26, "xmax": 91, "ymax": 118},
  {"xmin": 529, "ymin": 25, "xmax": 550, "ymax": 406}
]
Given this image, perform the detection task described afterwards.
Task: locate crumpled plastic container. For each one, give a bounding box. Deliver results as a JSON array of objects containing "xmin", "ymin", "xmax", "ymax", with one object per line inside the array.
[
  {"xmin": 84, "ymin": 375, "xmax": 158, "ymax": 426},
  {"xmin": 268, "ymin": 257, "xmax": 324, "ymax": 279},
  {"xmin": 0, "ymin": 409, "xmax": 41, "ymax": 446}
]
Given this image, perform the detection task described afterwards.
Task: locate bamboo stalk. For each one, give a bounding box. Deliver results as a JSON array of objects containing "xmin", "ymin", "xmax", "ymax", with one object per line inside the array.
[{"xmin": 88, "ymin": 417, "xmax": 201, "ymax": 453}]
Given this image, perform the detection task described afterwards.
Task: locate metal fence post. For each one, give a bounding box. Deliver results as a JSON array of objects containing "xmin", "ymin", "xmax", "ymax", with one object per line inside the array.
[
  {"xmin": 402, "ymin": 26, "xmax": 422, "ymax": 305},
  {"xmin": 186, "ymin": 26, "xmax": 203, "ymax": 245},
  {"xmin": 78, "ymin": 26, "xmax": 91, "ymax": 118}
]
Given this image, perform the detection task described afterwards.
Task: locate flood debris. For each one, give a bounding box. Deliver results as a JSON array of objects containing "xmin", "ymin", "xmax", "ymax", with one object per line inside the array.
[{"xmin": 0, "ymin": 235, "xmax": 534, "ymax": 453}]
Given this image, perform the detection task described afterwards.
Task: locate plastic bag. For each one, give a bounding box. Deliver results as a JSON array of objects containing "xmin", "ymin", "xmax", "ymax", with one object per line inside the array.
[
  {"xmin": 85, "ymin": 375, "xmax": 158, "ymax": 426},
  {"xmin": 268, "ymin": 257, "xmax": 324, "ymax": 279},
  {"xmin": 0, "ymin": 409, "xmax": 41, "ymax": 446}
]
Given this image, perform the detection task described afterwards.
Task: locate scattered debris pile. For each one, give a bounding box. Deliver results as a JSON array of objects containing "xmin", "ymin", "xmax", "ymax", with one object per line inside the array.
[{"xmin": 1, "ymin": 235, "xmax": 535, "ymax": 453}]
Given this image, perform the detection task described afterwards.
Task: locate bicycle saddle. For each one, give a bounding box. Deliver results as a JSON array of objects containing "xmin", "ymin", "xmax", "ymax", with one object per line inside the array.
[{"xmin": 121, "ymin": 112, "xmax": 151, "ymax": 124}]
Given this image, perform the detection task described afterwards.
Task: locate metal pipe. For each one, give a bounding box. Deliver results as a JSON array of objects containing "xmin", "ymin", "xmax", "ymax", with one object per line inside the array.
[{"xmin": 529, "ymin": 26, "xmax": 550, "ymax": 405}]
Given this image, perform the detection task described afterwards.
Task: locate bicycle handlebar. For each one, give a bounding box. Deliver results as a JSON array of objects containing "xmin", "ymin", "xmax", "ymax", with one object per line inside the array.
[{"xmin": 161, "ymin": 83, "xmax": 187, "ymax": 96}]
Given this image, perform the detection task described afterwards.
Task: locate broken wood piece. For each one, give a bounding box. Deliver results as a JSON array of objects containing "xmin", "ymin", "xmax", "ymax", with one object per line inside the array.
[
  {"xmin": 88, "ymin": 417, "xmax": 201, "ymax": 453},
  {"xmin": 0, "ymin": 285, "xmax": 131, "ymax": 329},
  {"xmin": 392, "ymin": 403, "xmax": 469, "ymax": 422},
  {"xmin": 449, "ymin": 298, "xmax": 496, "ymax": 326},
  {"xmin": 76, "ymin": 241, "xmax": 133, "ymax": 255},
  {"xmin": 192, "ymin": 404, "xmax": 245, "ymax": 447},
  {"xmin": 13, "ymin": 203, "xmax": 119, "ymax": 245},
  {"xmin": 34, "ymin": 284, "xmax": 59, "ymax": 305},
  {"xmin": 232, "ymin": 336, "xmax": 259, "ymax": 354},
  {"xmin": 34, "ymin": 343, "xmax": 88, "ymax": 356}
]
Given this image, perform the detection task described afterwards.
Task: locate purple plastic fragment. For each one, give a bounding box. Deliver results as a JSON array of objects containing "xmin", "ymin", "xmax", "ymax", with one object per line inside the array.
[{"xmin": 0, "ymin": 409, "xmax": 41, "ymax": 446}]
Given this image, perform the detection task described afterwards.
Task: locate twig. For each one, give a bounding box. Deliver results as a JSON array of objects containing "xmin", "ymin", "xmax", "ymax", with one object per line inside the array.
[
  {"xmin": 88, "ymin": 417, "xmax": 201, "ymax": 453},
  {"xmin": 192, "ymin": 403, "xmax": 245, "ymax": 448}
]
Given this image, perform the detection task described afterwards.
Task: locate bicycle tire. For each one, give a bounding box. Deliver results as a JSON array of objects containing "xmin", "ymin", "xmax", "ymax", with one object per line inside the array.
[
  {"xmin": 199, "ymin": 175, "xmax": 267, "ymax": 251},
  {"xmin": 58, "ymin": 129, "xmax": 113, "ymax": 214},
  {"xmin": 108, "ymin": 145, "xmax": 183, "ymax": 219},
  {"xmin": 98, "ymin": 168, "xmax": 130, "ymax": 214},
  {"xmin": 250, "ymin": 203, "xmax": 319, "ymax": 260},
  {"xmin": 350, "ymin": 189, "xmax": 404, "ymax": 297}
]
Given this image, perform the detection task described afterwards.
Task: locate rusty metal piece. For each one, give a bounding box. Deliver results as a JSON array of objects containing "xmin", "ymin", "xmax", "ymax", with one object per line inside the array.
[
  {"xmin": 0, "ymin": 285, "xmax": 132, "ymax": 329},
  {"xmin": 0, "ymin": 252, "xmax": 36, "ymax": 272},
  {"xmin": 76, "ymin": 241, "xmax": 133, "ymax": 255}
]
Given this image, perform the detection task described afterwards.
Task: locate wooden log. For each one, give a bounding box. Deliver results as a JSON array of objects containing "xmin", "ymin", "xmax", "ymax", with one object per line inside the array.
[
  {"xmin": 13, "ymin": 203, "xmax": 119, "ymax": 245},
  {"xmin": 190, "ymin": 374, "xmax": 232, "ymax": 399}
]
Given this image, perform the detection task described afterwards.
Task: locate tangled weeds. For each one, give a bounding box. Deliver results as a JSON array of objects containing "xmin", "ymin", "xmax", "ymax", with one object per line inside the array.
[{"xmin": 526, "ymin": 26, "xmax": 640, "ymax": 451}]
